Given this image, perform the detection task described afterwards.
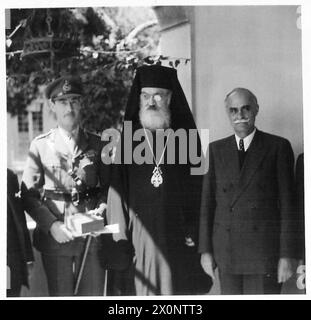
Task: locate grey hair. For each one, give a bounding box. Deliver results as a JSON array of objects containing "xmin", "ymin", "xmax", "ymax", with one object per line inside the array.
[{"xmin": 224, "ymin": 88, "xmax": 258, "ymax": 106}]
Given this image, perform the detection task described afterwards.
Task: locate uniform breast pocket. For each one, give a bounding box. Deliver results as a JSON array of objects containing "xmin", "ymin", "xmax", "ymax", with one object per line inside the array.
[{"xmin": 44, "ymin": 163, "xmax": 63, "ymax": 189}]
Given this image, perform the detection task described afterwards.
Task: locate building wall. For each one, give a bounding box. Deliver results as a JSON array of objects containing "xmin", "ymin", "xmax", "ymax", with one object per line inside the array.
[
  {"xmin": 7, "ymin": 98, "xmax": 56, "ymax": 174},
  {"xmin": 159, "ymin": 23, "xmax": 192, "ymax": 111},
  {"xmin": 192, "ymin": 6, "xmax": 303, "ymax": 158},
  {"xmin": 153, "ymin": 6, "xmax": 193, "ymax": 111}
]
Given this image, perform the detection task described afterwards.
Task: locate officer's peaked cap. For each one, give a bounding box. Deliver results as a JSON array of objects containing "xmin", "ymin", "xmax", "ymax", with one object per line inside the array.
[{"xmin": 46, "ymin": 76, "xmax": 83, "ymax": 100}]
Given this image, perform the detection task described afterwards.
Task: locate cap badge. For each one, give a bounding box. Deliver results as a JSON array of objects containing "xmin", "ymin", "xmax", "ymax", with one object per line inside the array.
[{"xmin": 63, "ymin": 80, "xmax": 71, "ymax": 93}]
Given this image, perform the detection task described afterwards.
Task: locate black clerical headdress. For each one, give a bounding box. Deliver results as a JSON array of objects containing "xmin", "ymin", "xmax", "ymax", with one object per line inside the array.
[{"xmin": 124, "ymin": 65, "xmax": 198, "ymax": 131}]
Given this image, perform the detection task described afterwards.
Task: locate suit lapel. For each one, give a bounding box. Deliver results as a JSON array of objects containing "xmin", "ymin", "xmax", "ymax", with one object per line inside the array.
[{"xmin": 230, "ymin": 130, "xmax": 268, "ymax": 206}]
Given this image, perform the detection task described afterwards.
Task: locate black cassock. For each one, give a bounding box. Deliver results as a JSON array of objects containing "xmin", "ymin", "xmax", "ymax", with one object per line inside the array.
[{"xmin": 107, "ymin": 133, "xmax": 212, "ymax": 295}]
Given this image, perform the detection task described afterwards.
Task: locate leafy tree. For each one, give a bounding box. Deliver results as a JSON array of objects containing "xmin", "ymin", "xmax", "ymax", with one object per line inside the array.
[{"xmin": 6, "ymin": 7, "xmax": 160, "ymax": 132}]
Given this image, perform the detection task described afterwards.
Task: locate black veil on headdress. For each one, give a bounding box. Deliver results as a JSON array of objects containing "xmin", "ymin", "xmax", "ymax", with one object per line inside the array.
[{"xmin": 124, "ymin": 65, "xmax": 199, "ymax": 132}]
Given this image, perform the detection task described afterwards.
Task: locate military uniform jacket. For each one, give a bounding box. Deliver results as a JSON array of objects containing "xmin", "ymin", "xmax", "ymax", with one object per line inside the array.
[
  {"xmin": 21, "ymin": 127, "xmax": 110, "ymax": 256},
  {"xmin": 198, "ymin": 130, "xmax": 298, "ymax": 274}
]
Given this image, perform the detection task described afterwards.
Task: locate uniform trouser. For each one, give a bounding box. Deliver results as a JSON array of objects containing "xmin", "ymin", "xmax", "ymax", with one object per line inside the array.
[
  {"xmin": 41, "ymin": 250, "xmax": 106, "ymax": 297},
  {"xmin": 219, "ymin": 271, "xmax": 282, "ymax": 295}
]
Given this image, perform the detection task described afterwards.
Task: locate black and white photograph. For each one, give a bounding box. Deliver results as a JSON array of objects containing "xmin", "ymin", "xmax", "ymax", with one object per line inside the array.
[{"xmin": 2, "ymin": 0, "xmax": 309, "ymax": 301}]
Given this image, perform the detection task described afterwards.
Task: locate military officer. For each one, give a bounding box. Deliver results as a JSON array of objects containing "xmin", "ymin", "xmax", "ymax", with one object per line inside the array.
[{"xmin": 21, "ymin": 76, "xmax": 110, "ymax": 296}]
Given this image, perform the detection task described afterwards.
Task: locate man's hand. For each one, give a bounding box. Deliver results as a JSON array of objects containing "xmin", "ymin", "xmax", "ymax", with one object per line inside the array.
[
  {"xmin": 200, "ymin": 252, "xmax": 216, "ymax": 280},
  {"xmin": 26, "ymin": 261, "xmax": 34, "ymax": 283},
  {"xmin": 87, "ymin": 203, "xmax": 107, "ymax": 217},
  {"xmin": 50, "ymin": 221, "xmax": 74, "ymax": 243},
  {"xmin": 89, "ymin": 231, "xmax": 103, "ymax": 238},
  {"xmin": 185, "ymin": 236, "xmax": 195, "ymax": 247},
  {"xmin": 277, "ymin": 257, "xmax": 295, "ymax": 283}
]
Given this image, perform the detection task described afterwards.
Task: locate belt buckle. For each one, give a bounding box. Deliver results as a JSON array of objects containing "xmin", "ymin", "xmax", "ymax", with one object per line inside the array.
[{"xmin": 71, "ymin": 188, "xmax": 80, "ymax": 206}]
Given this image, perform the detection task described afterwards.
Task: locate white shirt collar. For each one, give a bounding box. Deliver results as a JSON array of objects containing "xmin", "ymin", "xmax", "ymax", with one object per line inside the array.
[{"xmin": 235, "ymin": 128, "xmax": 256, "ymax": 152}]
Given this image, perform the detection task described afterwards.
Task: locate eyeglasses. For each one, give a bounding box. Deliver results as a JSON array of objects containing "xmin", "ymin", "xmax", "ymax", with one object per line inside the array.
[{"xmin": 140, "ymin": 92, "xmax": 169, "ymax": 102}]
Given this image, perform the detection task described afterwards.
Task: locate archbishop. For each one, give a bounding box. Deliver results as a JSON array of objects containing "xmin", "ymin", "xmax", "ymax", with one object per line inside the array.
[{"xmin": 106, "ymin": 65, "xmax": 212, "ymax": 295}]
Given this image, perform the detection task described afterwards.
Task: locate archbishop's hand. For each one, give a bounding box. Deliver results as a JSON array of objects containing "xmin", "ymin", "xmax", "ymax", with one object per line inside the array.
[
  {"xmin": 200, "ymin": 252, "xmax": 216, "ymax": 280},
  {"xmin": 50, "ymin": 221, "xmax": 74, "ymax": 243}
]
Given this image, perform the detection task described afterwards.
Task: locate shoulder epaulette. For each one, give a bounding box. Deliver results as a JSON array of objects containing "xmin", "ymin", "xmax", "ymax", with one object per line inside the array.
[{"xmin": 33, "ymin": 129, "xmax": 54, "ymax": 141}]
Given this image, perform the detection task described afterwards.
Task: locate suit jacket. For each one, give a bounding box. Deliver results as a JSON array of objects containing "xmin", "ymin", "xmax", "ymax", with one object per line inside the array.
[
  {"xmin": 21, "ymin": 127, "xmax": 110, "ymax": 256},
  {"xmin": 7, "ymin": 169, "xmax": 34, "ymax": 287},
  {"xmin": 198, "ymin": 130, "xmax": 297, "ymax": 274}
]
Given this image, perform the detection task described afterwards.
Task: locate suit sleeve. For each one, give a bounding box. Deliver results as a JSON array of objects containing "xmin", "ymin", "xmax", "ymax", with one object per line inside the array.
[
  {"xmin": 17, "ymin": 171, "xmax": 35, "ymax": 262},
  {"xmin": 198, "ymin": 143, "xmax": 216, "ymax": 254},
  {"xmin": 21, "ymin": 140, "xmax": 58, "ymax": 234},
  {"xmin": 8, "ymin": 170, "xmax": 34, "ymax": 262},
  {"xmin": 295, "ymin": 154, "xmax": 305, "ymax": 260},
  {"xmin": 277, "ymin": 139, "xmax": 297, "ymax": 258},
  {"xmin": 19, "ymin": 203, "xmax": 35, "ymax": 262}
]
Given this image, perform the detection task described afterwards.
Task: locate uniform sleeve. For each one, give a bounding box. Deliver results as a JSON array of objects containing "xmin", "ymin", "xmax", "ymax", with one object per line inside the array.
[
  {"xmin": 198, "ymin": 143, "xmax": 216, "ymax": 254},
  {"xmin": 277, "ymin": 139, "xmax": 297, "ymax": 258},
  {"xmin": 21, "ymin": 140, "xmax": 58, "ymax": 234}
]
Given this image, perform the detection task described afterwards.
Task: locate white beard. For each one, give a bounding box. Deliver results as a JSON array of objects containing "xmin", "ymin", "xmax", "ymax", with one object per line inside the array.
[{"xmin": 139, "ymin": 106, "xmax": 171, "ymax": 131}]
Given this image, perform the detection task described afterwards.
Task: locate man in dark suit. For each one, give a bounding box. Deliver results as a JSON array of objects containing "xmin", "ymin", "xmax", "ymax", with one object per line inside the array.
[
  {"xmin": 7, "ymin": 169, "xmax": 34, "ymax": 297},
  {"xmin": 199, "ymin": 87, "xmax": 298, "ymax": 294}
]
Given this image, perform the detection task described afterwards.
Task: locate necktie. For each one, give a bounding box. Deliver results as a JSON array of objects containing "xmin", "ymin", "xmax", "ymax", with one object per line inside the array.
[
  {"xmin": 238, "ymin": 138, "xmax": 245, "ymax": 169},
  {"xmin": 239, "ymin": 139, "xmax": 245, "ymax": 152}
]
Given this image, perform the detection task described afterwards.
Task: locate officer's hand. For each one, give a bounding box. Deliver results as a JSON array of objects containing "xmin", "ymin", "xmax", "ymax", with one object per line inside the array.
[
  {"xmin": 200, "ymin": 252, "xmax": 216, "ymax": 280},
  {"xmin": 90, "ymin": 231, "xmax": 102, "ymax": 238},
  {"xmin": 87, "ymin": 203, "xmax": 107, "ymax": 217},
  {"xmin": 50, "ymin": 221, "xmax": 74, "ymax": 243},
  {"xmin": 277, "ymin": 257, "xmax": 295, "ymax": 283}
]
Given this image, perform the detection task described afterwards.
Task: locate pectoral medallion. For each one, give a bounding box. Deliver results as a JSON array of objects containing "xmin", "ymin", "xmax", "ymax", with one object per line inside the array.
[
  {"xmin": 143, "ymin": 127, "xmax": 170, "ymax": 189},
  {"xmin": 151, "ymin": 166, "xmax": 163, "ymax": 187}
]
